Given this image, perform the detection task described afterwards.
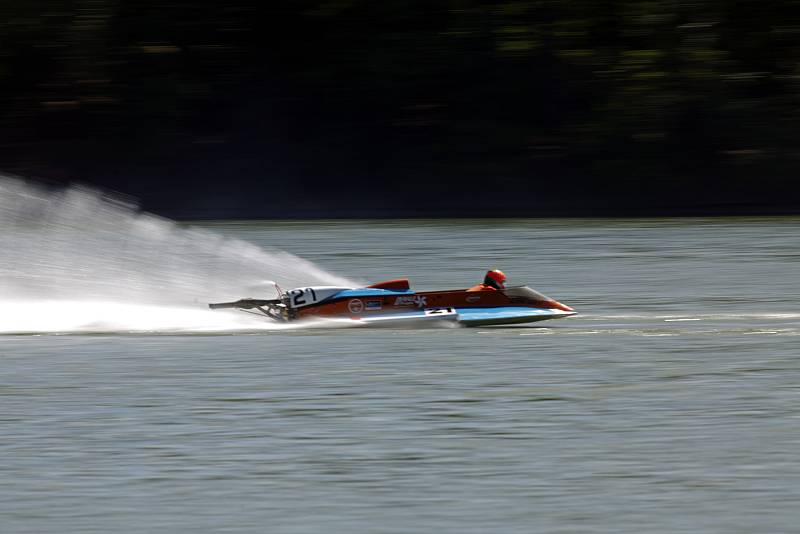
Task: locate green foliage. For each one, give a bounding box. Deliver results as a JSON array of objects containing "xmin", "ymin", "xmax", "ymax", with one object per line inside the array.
[{"xmin": 1, "ymin": 0, "xmax": 799, "ymax": 211}]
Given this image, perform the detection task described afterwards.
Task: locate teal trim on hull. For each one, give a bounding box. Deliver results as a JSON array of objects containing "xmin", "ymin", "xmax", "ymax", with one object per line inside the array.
[{"xmin": 455, "ymin": 307, "xmax": 575, "ymax": 326}]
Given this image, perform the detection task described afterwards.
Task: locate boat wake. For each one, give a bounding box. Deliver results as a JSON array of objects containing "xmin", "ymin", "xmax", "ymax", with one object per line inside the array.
[
  {"xmin": 580, "ymin": 312, "xmax": 800, "ymax": 322},
  {"xmin": 0, "ymin": 176, "xmax": 356, "ymax": 335},
  {"xmin": 505, "ymin": 311, "xmax": 799, "ymax": 337},
  {"xmin": 0, "ymin": 301, "xmax": 371, "ymax": 334}
]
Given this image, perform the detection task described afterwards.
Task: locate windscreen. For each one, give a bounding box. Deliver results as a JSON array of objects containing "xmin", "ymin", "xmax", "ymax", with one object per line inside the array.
[{"xmin": 502, "ymin": 285, "xmax": 554, "ymax": 303}]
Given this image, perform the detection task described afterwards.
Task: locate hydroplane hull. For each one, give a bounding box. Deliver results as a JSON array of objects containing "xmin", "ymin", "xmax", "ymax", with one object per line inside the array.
[{"xmin": 209, "ymin": 279, "xmax": 575, "ymax": 327}]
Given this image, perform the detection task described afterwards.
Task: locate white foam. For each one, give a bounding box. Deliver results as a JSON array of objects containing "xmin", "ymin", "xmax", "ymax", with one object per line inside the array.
[
  {"xmin": 0, "ymin": 300, "xmax": 371, "ymax": 334},
  {"xmin": 0, "ymin": 175, "xmax": 356, "ymax": 334}
]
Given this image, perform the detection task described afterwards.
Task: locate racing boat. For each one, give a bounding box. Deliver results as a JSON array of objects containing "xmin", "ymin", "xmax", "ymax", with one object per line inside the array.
[{"xmin": 209, "ymin": 279, "xmax": 575, "ymax": 327}]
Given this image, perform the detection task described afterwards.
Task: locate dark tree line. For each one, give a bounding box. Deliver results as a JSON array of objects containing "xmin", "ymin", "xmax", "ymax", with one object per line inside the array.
[{"xmin": 1, "ymin": 1, "xmax": 799, "ymax": 217}]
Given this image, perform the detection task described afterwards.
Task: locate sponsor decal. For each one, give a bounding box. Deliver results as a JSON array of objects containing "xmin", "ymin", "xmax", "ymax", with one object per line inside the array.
[
  {"xmin": 394, "ymin": 295, "xmax": 427, "ymax": 308},
  {"xmin": 466, "ymin": 295, "xmax": 481, "ymax": 303},
  {"xmin": 348, "ymin": 299, "xmax": 364, "ymax": 314},
  {"xmin": 365, "ymin": 300, "xmax": 382, "ymax": 311}
]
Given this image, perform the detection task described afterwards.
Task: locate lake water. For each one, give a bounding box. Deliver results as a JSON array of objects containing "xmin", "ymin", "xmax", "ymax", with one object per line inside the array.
[{"xmin": 2, "ymin": 217, "xmax": 799, "ymax": 533}]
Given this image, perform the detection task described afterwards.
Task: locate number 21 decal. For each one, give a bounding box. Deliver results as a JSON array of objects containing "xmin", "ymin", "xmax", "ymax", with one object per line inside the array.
[{"xmin": 290, "ymin": 288, "xmax": 317, "ymax": 307}]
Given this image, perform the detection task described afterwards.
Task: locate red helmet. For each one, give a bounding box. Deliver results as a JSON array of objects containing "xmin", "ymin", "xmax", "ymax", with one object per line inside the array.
[{"xmin": 484, "ymin": 269, "xmax": 507, "ymax": 289}]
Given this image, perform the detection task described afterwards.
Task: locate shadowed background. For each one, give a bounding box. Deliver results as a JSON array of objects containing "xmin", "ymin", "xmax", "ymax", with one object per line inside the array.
[{"xmin": 1, "ymin": 1, "xmax": 799, "ymax": 217}]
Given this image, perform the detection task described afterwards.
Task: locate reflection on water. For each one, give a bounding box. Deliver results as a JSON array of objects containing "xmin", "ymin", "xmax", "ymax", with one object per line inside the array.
[{"xmin": 2, "ymin": 217, "xmax": 799, "ymax": 534}]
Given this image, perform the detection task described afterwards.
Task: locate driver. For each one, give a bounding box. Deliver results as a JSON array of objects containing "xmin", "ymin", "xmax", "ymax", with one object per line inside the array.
[{"xmin": 467, "ymin": 269, "xmax": 507, "ymax": 292}]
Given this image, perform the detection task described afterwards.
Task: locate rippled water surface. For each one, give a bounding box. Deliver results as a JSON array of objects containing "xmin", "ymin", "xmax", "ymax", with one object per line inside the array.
[{"xmin": 3, "ymin": 218, "xmax": 799, "ymax": 533}]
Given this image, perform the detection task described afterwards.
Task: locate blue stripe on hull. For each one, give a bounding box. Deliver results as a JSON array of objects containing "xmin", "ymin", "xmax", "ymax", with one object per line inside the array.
[
  {"xmin": 455, "ymin": 307, "xmax": 575, "ymax": 326},
  {"xmin": 334, "ymin": 288, "xmax": 414, "ymax": 298}
]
